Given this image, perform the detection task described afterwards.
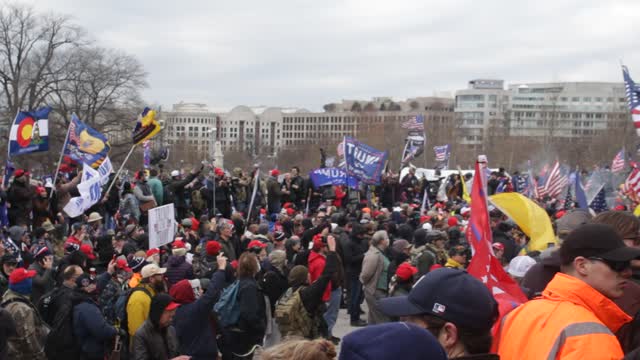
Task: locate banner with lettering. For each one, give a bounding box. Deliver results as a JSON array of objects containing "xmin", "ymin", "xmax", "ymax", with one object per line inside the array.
[
  {"xmin": 309, "ymin": 168, "xmax": 359, "ymax": 189},
  {"xmin": 344, "ymin": 136, "xmax": 388, "ymax": 185}
]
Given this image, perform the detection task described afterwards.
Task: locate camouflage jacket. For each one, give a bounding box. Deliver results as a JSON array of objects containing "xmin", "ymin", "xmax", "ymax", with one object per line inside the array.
[
  {"xmin": 1, "ymin": 290, "xmax": 49, "ymax": 360},
  {"xmin": 99, "ymin": 278, "xmax": 125, "ymax": 326}
]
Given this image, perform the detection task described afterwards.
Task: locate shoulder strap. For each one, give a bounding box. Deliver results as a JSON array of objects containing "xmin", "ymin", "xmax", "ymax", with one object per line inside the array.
[{"xmin": 1, "ymin": 296, "xmax": 31, "ymax": 308}]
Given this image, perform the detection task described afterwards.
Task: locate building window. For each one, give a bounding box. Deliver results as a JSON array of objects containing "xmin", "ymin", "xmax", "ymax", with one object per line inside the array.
[
  {"xmin": 572, "ymin": 97, "xmax": 580, "ymax": 102},
  {"xmin": 583, "ymin": 97, "xmax": 591, "ymax": 102}
]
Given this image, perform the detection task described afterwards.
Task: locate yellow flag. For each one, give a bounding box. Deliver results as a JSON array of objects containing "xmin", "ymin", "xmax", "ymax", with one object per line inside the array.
[
  {"xmin": 458, "ymin": 168, "xmax": 471, "ymax": 203},
  {"xmin": 489, "ymin": 192, "xmax": 557, "ymax": 252},
  {"xmin": 634, "ymin": 204, "xmax": 640, "ymax": 217}
]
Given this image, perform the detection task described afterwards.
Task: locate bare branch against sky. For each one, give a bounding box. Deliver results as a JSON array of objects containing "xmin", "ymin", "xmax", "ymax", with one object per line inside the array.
[{"xmin": 28, "ymin": 0, "xmax": 640, "ymax": 110}]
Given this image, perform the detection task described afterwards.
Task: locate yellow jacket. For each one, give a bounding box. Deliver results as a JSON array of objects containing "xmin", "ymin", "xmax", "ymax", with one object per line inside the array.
[
  {"xmin": 497, "ymin": 273, "xmax": 631, "ymax": 360},
  {"xmin": 444, "ymin": 258, "xmax": 464, "ymax": 269},
  {"xmin": 126, "ymin": 283, "xmax": 157, "ymax": 337}
]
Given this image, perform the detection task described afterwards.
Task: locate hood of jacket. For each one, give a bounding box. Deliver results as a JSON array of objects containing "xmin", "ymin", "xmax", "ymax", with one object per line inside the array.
[
  {"xmin": 8, "ymin": 226, "xmax": 24, "ymax": 243},
  {"xmin": 543, "ymin": 273, "xmax": 631, "ymax": 333},
  {"xmin": 149, "ymin": 293, "xmax": 173, "ymax": 328},
  {"xmin": 167, "ymin": 255, "xmax": 186, "ymax": 267},
  {"xmin": 169, "ymin": 279, "xmax": 195, "ymax": 304}
]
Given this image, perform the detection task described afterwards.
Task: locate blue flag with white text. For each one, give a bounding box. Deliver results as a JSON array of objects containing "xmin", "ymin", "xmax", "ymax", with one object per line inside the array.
[{"xmin": 344, "ymin": 136, "xmax": 388, "ymax": 185}]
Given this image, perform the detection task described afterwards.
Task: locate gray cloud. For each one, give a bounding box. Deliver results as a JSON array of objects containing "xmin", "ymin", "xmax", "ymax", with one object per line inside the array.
[{"xmin": 31, "ymin": 0, "xmax": 640, "ymax": 110}]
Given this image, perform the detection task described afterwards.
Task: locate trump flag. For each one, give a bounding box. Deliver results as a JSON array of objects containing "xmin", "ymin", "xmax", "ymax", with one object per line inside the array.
[
  {"xmin": 344, "ymin": 136, "xmax": 388, "ymax": 185},
  {"xmin": 63, "ymin": 114, "xmax": 111, "ymax": 168},
  {"xmin": 8, "ymin": 107, "xmax": 51, "ymax": 157}
]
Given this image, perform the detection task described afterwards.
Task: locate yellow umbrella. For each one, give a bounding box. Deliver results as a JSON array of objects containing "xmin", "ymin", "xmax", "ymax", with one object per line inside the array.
[{"xmin": 489, "ymin": 192, "xmax": 557, "ymax": 252}]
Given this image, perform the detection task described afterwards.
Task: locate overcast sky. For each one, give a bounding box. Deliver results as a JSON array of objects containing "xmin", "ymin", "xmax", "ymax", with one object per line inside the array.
[{"xmin": 32, "ymin": 0, "xmax": 640, "ymax": 111}]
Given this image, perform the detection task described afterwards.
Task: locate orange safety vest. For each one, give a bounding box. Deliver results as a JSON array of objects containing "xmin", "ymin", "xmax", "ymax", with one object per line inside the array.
[{"xmin": 497, "ymin": 273, "xmax": 631, "ymax": 360}]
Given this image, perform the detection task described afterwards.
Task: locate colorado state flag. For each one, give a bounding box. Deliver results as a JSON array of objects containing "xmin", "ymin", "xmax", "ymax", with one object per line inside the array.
[{"xmin": 8, "ymin": 107, "xmax": 51, "ymax": 157}]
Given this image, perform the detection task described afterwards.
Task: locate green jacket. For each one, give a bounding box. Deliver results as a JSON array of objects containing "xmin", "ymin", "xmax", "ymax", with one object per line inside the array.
[{"xmin": 148, "ymin": 177, "xmax": 164, "ymax": 205}]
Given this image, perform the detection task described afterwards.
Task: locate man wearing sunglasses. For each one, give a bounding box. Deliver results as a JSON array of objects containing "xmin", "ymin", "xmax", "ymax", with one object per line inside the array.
[{"xmin": 498, "ymin": 223, "xmax": 640, "ymax": 360}]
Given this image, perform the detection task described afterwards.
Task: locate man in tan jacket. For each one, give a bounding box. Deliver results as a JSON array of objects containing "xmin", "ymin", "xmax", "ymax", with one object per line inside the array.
[{"xmin": 360, "ymin": 230, "xmax": 391, "ymax": 325}]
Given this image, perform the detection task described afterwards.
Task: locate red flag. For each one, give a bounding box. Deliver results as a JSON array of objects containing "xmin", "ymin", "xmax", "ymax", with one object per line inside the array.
[{"xmin": 465, "ymin": 160, "xmax": 527, "ymax": 350}]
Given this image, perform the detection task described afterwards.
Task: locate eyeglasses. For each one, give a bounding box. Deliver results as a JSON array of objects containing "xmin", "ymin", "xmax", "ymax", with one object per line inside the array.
[{"xmin": 587, "ymin": 257, "xmax": 631, "ymax": 273}]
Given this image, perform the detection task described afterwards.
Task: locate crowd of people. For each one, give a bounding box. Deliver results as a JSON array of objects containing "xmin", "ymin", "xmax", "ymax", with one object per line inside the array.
[{"xmin": 0, "ymin": 161, "xmax": 638, "ymax": 360}]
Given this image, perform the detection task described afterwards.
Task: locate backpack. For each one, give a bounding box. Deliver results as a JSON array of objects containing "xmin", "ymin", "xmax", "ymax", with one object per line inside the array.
[
  {"xmin": 44, "ymin": 299, "xmax": 80, "ymax": 360},
  {"xmin": 192, "ymin": 189, "xmax": 205, "ymax": 211},
  {"xmin": 164, "ymin": 185, "xmax": 176, "ymax": 206},
  {"xmin": 37, "ymin": 287, "xmax": 65, "ymax": 327},
  {"xmin": 115, "ymin": 286, "xmax": 152, "ymax": 331},
  {"xmin": 213, "ymin": 280, "xmax": 241, "ymax": 327},
  {"xmin": 274, "ymin": 287, "xmax": 316, "ymax": 339}
]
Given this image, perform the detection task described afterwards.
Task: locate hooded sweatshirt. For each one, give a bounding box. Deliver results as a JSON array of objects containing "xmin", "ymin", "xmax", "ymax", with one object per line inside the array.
[
  {"xmin": 170, "ymin": 271, "xmax": 226, "ymax": 360},
  {"xmin": 132, "ymin": 293, "xmax": 179, "ymax": 360}
]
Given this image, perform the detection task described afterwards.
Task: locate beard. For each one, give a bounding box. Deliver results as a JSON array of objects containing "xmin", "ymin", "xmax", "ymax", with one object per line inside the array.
[{"xmin": 152, "ymin": 279, "xmax": 166, "ymax": 293}]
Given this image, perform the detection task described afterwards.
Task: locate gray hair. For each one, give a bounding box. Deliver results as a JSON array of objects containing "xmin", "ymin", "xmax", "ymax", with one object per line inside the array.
[
  {"xmin": 371, "ymin": 230, "xmax": 389, "ymax": 247},
  {"xmin": 269, "ymin": 250, "xmax": 287, "ymax": 272}
]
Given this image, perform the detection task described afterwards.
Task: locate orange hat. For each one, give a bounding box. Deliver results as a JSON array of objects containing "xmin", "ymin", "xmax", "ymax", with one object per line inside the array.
[{"xmin": 362, "ymin": 207, "xmax": 371, "ymax": 214}]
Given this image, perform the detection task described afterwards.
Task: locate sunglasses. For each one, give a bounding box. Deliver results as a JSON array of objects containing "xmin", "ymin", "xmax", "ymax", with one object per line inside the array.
[{"xmin": 587, "ymin": 257, "xmax": 631, "ymax": 273}]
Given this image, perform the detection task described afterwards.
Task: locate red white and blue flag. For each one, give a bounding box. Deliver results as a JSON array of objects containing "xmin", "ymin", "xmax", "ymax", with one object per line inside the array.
[
  {"xmin": 8, "ymin": 107, "xmax": 51, "ymax": 157},
  {"xmin": 401, "ymin": 114, "xmax": 425, "ymax": 131},
  {"xmin": 542, "ymin": 161, "xmax": 569, "ymax": 199},
  {"xmin": 434, "ymin": 144, "xmax": 450, "ymax": 162},
  {"xmin": 622, "ymin": 65, "xmax": 640, "ymax": 136},
  {"xmin": 611, "ymin": 149, "xmax": 625, "ymax": 173}
]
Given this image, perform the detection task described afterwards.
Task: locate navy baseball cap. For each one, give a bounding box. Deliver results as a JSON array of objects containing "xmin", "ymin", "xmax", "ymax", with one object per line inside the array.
[
  {"xmin": 377, "ymin": 268, "xmax": 498, "ymax": 331},
  {"xmin": 339, "ymin": 322, "xmax": 446, "ymax": 360}
]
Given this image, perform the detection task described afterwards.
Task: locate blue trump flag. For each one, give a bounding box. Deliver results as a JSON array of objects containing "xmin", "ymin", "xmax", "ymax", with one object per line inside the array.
[
  {"xmin": 8, "ymin": 107, "xmax": 51, "ymax": 157},
  {"xmin": 64, "ymin": 114, "xmax": 111, "ymax": 168},
  {"xmin": 344, "ymin": 136, "xmax": 388, "ymax": 185},
  {"xmin": 310, "ymin": 168, "xmax": 358, "ymax": 189}
]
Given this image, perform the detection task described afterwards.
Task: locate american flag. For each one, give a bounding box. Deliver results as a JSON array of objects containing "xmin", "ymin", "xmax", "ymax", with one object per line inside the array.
[
  {"xmin": 590, "ymin": 186, "xmax": 608, "ymax": 213},
  {"xmin": 611, "ymin": 149, "xmax": 625, "ymax": 173},
  {"xmin": 622, "ymin": 66, "xmax": 640, "ymax": 136},
  {"xmin": 401, "ymin": 114, "xmax": 425, "ymax": 131},
  {"xmin": 542, "ymin": 161, "xmax": 569, "ymax": 199},
  {"xmin": 434, "ymin": 144, "xmax": 450, "ymax": 162},
  {"xmin": 624, "ymin": 167, "xmax": 640, "ymax": 202}
]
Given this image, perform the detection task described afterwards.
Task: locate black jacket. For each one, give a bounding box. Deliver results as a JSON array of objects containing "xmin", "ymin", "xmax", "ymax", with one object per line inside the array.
[
  {"xmin": 343, "ymin": 234, "xmax": 367, "ymax": 273},
  {"xmin": 235, "ymin": 277, "xmax": 266, "ymax": 344},
  {"xmin": 260, "ymin": 269, "xmax": 288, "ymax": 313},
  {"xmin": 167, "ymin": 173, "xmax": 197, "ymax": 209}
]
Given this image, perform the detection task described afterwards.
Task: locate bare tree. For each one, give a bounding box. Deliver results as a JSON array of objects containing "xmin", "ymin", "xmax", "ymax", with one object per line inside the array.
[{"xmin": 0, "ymin": 4, "xmax": 83, "ymax": 116}]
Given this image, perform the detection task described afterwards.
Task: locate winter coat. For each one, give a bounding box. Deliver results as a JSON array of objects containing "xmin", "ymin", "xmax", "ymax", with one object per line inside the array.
[
  {"xmin": 98, "ymin": 277, "xmax": 124, "ymax": 325},
  {"xmin": 308, "ymin": 251, "xmax": 331, "ymax": 302},
  {"xmin": 120, "ymin": 193, "xmax": 140, "ymax": 221},
  {"xmin": 132, "ymin": 320, "xmax": 179, "ymax": 360},
  {"xmin": 497, "ymin": 273, "xmax": 631, "ymax": 359},
  {"xmin": 54, "ymin": 175, "xmax": 81, "ymax": 213},
  {"xmin": 1, "ymin": 290, "xmax": 49, "ymax": 360},
  {"xmin": 360, "ymin": 246, "xmax": 388, "ymax": 296},
  {"xmin": 31, "ymin": 197, "xmax": 50, "ymax": 228},
  {"xmin": 72, "ymin": 290, "xmax": 117, "ymax": 359},
  {"xmin": 343, "ymin": 234, "xmax": 367, "ymax": 274},
  {"xmin": 167, "ymin": 173, "xmax": 197, "ymax": 209},
  {"xmin": 7, "ymin": 180, "xmax": 33, "ymax": 226},
  {"xmin": 266, "ymin": 176, "xmax": 282, "ymax": 214},
  {"xmin": 0, "ymin": 307, "xmax": 17, "ymax": 360},
  {"xmin": 192, "ymin": 253, "xmax": 218, "ymax": 279},
  {"xmin": 172, "ymin": 271, "xmax": 226, "ymax": 360},
  {"xmin": 126, "ymin": 284, "xmax": 157, "ymax": 338},
  {"xmin": 28, "ymin": 262, "xmax": 55, "ymax": 306},
  {"xmin": 147, "ymin": 177, "xmax": 164, "ymax": 206},
  {"xmin": 259, "ymin": 268, "xmax": 289, "ymax": 314},
  {"xmin": 164, "ymin": 255, "xmax": 194, "ymax": 288},
  {"xmin": 234, "ymin": 277, "xmax": 266, "ymax": 345}
]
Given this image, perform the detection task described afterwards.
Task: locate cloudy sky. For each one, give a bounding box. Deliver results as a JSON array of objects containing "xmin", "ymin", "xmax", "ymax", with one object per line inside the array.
[{"xmin": 31, "ymin": 0, "xmax": 640, "ymax": 111}]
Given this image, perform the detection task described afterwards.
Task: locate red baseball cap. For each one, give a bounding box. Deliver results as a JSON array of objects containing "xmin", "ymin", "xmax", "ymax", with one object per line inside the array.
[
  {"xmin": 146, "ymin": 248, "xmax": 160, "ymax": 257},
  {"xmin": 271, "ymin": 169, "xmax": 280, "ymax": 177},
  {"xmin": 116, "ymin": 259, "xmax": 132, "ymax": 272},
  {"xmin": 447, "ymin": 217, "xmax": 459, "ymax": 227},
  {"xmin": 80, "ymin": 244, "xmax": 96, "ymax": 260},
  {"xmin": 420, "ymin": 215, "xmax": 431, "ymax": 224},
  {"xmin": 286, "ymin": 208, "xmax": 295, "ymax": 216},
  {"xmin": 247, "ymin": 240, "xmax": 267, "ymax": 250},
  {"xmin": 492, "ymin": 242, "xmax": 505, "ymax": 251},
  {"xmin": 172, "ymin": 239, "xmax": 186, "ymax": 249},
  {"xmin": 395, "ymin": 262, "xmax": 418, "ymax": 282},
  {"xmin": 9, "ymin": 268, "xmax": 37, "ymax": 285},
  {"xmin": 214, "ymin": 168, "xmax": 225, "ymax": 177},
  {"xmin": 206, "ymin": 241, "xmax": 222, "ymax": 256},
  {"xmin": 165, "ymin": 302, "xmax": 181, "ymax": 311},
  {"xmin": 14, "ymin": 169, "xmax": 29, "ymax": 178}
]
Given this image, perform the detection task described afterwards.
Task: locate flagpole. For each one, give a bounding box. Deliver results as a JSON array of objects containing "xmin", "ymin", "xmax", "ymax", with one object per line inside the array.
[
  {"xmin": 105, "ymin": 144, "xmax": 137, "ymax": 196},
  {"xmin": 49, "ymin": 116, "xmax": 73, "ymax": 200}
]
